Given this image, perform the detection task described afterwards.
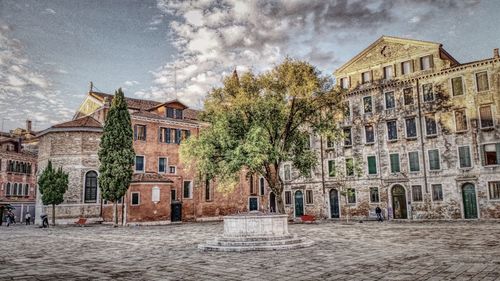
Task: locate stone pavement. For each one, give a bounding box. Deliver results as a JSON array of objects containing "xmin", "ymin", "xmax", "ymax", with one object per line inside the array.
[{"xmin": 1, "ymin": 221, "xmax": 500, "ymax": 280}]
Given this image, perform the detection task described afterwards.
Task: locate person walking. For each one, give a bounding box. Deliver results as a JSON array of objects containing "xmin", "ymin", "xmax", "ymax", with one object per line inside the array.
[
  {"xmin": 375, "ymin": 206, "xmax": 383, "ymax": 222},
  {"xmin": 6, "ymin": 210, "xmax": 13, "ymax": 227},
  {"xmin": 25, "ymin": 212, "xmax": 31, "ymax": 225}
]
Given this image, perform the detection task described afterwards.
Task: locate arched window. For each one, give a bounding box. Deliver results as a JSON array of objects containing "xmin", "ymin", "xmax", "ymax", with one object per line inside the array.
[
  {"xmin": 6, "ymin": 183, "xmax": 11, "ymax": 196},
  {"xmin": 13, "ymin": 183, "xmax": 18, "ymax": 196},
  {"xmin": 24, "ymin": 184, "xmax": 29, "ymax": 196},
  {"xmin": 84, "ymin": 171, "xmax": 98, "ymax": 203}
]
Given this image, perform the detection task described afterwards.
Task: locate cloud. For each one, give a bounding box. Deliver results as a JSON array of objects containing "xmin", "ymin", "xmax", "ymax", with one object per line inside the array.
[
  {"xmin": 43, "ymin": 8, "xmax": 56, "ymax": 15},
  {"xmin": 0, "ymin": 24, "xmax": 72, "ymax": 131},
  {"xmin": 123, "ymin": 80, "xmax": 140, "ymax": 87}
]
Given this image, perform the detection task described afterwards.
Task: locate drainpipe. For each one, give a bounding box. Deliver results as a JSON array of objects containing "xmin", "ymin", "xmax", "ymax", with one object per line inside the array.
[
  {"xmin": 319, "ymin": 135, "xmax": 326, "ymax": 219},
  {"xmin": 416, "ymin": 79, "xmax": 429, "ymax": 195}
]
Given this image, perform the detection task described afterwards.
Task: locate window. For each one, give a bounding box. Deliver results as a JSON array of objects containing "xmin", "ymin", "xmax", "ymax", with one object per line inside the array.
[
  {"xmin": 181, "ymin": 129, "xmax": 191, "ymax": 142},
  {"xmin": 422, "ymin": 83, "xmax": 434, "ymax": 102},
  {"xmin": 24, "ymin": 184, "xmax": 29, "ymax": 196},
  {"xmin": 457, "ymin": 146, "xmax": 472, "ymax": 169},
  {"xmin": 205, "ymin": 179, "xmax": 212, "ymax": 201},
  {"xmin": 152, "ymin": 186, "xmax": 160, "ymax": 203},
  {"xmin": 476, "ymin": 71, "xmax": 489, "ymax": 92},
  {"xmin": 249, "ymin": 174, "xmax": 255, "ymax": 195},
  {"xmin": 451, "ymin": 77, "xmax": 464, "ymax": 96},
  {"xmin": 479, "ymin": 105, "xmax": 494, "ymax": 128},
  {"xmin": 134, "ymin": 125, "xmax": 147, "ymax": 141},
  {"xmin": 370, "ymin": 187, "xmax": 379, "ymax": 203},
  {"xmin": 340, "ymin": 77, "xmax": 349, "ymax": 89},
  {"xmin": 363, "ymin": 96, "xmax": 373, "ymax": 114},
  {"xmin": 328, "ymin": 160, "xmax": 335, "ymax": 177},
  {"xmin": 284, "ymin": 164, "xmax": 291, "ymax": 181},
  {"xmin": 159, "ymin": 127, "xmax": 172, "ymax": 143},
  {"xmin": 362, "ymin": 71, "xmax": 371, "ymax": 84},
  {"xmin": 401, "ymin": 60, "xmax": 412, "ymax": 75},
  {"xmin": 285, "ymin": 191, "xmax": 292, "ymax": 205},
  {"xmin": 259, "ymin": 177, "xmax": 265, "ymax": 196},
  {"xmin": 365, "ymin": 125, "xmax": 375, "ymax": 144},
  {"xmin": 412, "ymin": 185, "xmax": 423, "ymax": 202},
  {"xmin": 482, "ymin": 143, "xmax": 500, "ymax": 166},
  {"xmin": 383, "ymin": 65, "xmax": 393, "ymax": 80},
  {"xmin": 454, "ymin": 109, "xmax": 468, "ymax": 132},
  {"xmin": 367, "ymin": 156, "xmax": 377, "ymax": 175},
  {"xmin": 428, "ymin": 149, "xmax": 441, "ymax": 170},
  {"xmin": 174, "ymin": 129, "xmax": 182, "ymax": 144},
  {"xmin": 326, "ymin": 136, "xmax": 334, "ymax": 149},
  {"xmin": 405, "ymin": 117, "xmax": 417, "ymax": 138},
  {"xmin": 169, "ymin": 166, "xmax": 176, "ymax": 174},
  {"xmin": 432, "ymin": 184, "xmax": 443, "ymax": 201},
  {"xmin": 135, "ymin": 156, "xmax": 145, "ymax": 172},
  {"xmin": 403, "ymin": 88, "xmax": 414, "ymax": 105},
  {"xmin": 171, "ymin": 189, "xmax": 177, "ymax": 201},
  {"xmin": 408, "ymin": 151, "xmax": 420, "ymax": 172},
  {"xmin": 306, "ymin": 190, "xmax": 313, "ymax": 204},
  {"xmin": 390, "ymin": 153, "xmax": 400, "ymax": 173},
  {"xmin": 345, "ymin": 158, "xmax": 354, "ymax": 176},
  {"xmin": 5, "ymin": 183, "xmax": 10, "ymax": 196},
  {"xmin": 175, "ymin": 109, "xmax": 183, "ymax": 119},
  {"xmin": 13, "ymin": 183, "xmax": 18, "ymax": 196},
  {"xmin": 17, "ymin": 183, "xmax": 23, "ymax": 196},
  {"xmin": 387, "ymin": 120, "xmax": 398, "ymax": 140},
  {"xmin": 343, "ymin": 101, "xmax": 351, "ymax": 119},
  {"xmin": 84, "ymin": 171, "xmax": 98, "ymax": 203},
  {"xmin": 131, "ymin": 192, "xmax": 140, "ymax": 205},
  {"xmin": 385, "ymin": 91, "xmax": 395, "ymax": 109},
  {"xmin": 489, "ymin": 182, "xmax": 500, "ymax": 200},
  {"xmin": 166, "ymin": 107, "xmax": 175, "ymax": 118},
  {"xmin": 425, "ymin": 115, "xmax": 437, "ymax": 136},
  {"xmin": 183, "ymin": 181, "xmax": 193, "ymax": 199},
  {"xmin": 343, "ymin": 128, "xmax": 352, "ymax": 146},
  {"xmin": 347, "ymin": 188, "xmax": 356, "ymax": 204},
  {"xmin": 158, "ymin": 157, "xmax": 166, "ymax": 173},
  {"xmin": 420, "ymin": 55, "xmax": 432, "ymax": 70}
]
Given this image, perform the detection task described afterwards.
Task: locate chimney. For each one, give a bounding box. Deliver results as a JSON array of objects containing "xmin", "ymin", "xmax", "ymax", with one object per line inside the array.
[
  {"xmin": 494, "ymin": 48, "xmax": 499, "ymax": 59},
  {"xmin": 26, "ymin": 120, "xmax": 32, "ymax": 132}
]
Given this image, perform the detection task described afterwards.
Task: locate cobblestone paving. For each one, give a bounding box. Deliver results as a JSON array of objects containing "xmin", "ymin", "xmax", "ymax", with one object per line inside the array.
[{"xmin": 1, "ymin": 221, "xmax": 500, "ymax": 280}]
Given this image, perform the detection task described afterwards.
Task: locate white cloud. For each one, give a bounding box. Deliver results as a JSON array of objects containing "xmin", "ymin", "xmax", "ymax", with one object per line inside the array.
[
  {"xmin": 43, "ymin": 8, "xmax": 56, "ymax": 15},
  {"xmin": 123, "ymin": 80, "xmax": 140, "ymax": 87}
]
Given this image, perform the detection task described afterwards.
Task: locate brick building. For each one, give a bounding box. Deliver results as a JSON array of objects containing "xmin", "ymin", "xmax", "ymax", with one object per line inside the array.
[{"xmin": 283, "ymin": 36, "xmax": 500, "ymax": 220}]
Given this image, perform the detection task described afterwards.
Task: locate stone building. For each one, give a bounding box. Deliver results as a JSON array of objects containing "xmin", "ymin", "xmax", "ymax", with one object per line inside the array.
[{"xmin": 283, "ymin": 36, "xmax": 500, "ymax": 220}]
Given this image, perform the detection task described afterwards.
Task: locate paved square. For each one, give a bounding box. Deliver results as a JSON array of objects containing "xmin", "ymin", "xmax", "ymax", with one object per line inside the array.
[{"xmin": 2, "ymin": 221, "xmax": 500, "ymax": 280}]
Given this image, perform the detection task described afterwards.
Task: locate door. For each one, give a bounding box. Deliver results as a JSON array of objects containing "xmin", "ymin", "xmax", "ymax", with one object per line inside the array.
[
  {"xmin": 269, "ymin": 192, "xmax": 276, "ymax": 213},
  {"xmin": 329, "ymin": 189, "xmax": 340, "ymax": 218},
  {"xmin": 249, "ymin": 197, "xmax": 258, "ymax": 211},
  {"xmin": 294, "ymin": 191, "xmax": 304, "ymax": 217},
  {"xmin": 462, "ymin": 183, "xmax": 478, "ymax": 219},
  {"xmin": 391, "ymin": 185, "xmax": 407, "ymax": 219},
  {"xmin": 170, "ymin": 202, "xmax": 182, "ymax": 222}
]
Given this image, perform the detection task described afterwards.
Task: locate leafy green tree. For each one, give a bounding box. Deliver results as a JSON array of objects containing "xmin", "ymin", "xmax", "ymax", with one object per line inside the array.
[
  {"xmin": 181, "ymin": 59, "xmax": 344, "ymax": 214},
  {"xmin": 98, "ymin": 88, "xmax": 135, "ymax": 226},
  {"xmin": 38, "ymin": 161, "xmax": 69, "ymax": 225}
]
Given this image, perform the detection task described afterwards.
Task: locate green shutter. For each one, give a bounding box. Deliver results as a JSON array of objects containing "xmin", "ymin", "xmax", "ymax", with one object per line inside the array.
[
  {"xmin": 390, "ymin": 154, "xmax": 400, "ymax": 173},
  {"xmin": 368, "ymin": 156, "xmax": 377, "ymax": 174},
  {"xmin": 496, "ymin": 144, "xmax": 500, "ymax": 165},
  {"xmin": 480, "ymin": 145, "xmax": 485, "ymax": 166},
  {"xmin": 328, "ymin": 160, "xmax": 335, "ymax": 177}
]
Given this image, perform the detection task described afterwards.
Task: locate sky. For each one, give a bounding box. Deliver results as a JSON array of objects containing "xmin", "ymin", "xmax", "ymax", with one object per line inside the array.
[{"xmin": 0, "ymin": 0, "xmax": 499, "ymax": 131}]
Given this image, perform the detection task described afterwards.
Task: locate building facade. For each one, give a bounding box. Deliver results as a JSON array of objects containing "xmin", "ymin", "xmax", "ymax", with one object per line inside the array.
[{"xmin": 283, "ymin": 36, "xmax": 500, "ymax": 220}]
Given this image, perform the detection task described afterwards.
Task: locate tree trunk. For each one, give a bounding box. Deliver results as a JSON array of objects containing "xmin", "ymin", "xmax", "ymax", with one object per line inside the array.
[
  {"xmin": 265, "ymin": 163, "xmax": 285, "ymax": 214},
  {"xmin": 276, "ymin": 195, "xmax": 285, "ymax": 214},
  {"xmin": 52, "ymin": 204, "xmax": 56, "ymax": 226},
  {"xmin": 121, "ymin": 198, "xmax": 125, "ymax": 226},
  {"xmin": 113, "ymin": 201, "xmax": 118, "ymax": 227}
]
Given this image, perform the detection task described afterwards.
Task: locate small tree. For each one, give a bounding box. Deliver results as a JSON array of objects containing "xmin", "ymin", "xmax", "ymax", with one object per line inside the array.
[
  {"xmin": 98, "ymin": 88, "xmax": 135, "ymax": 226},
  {"xmin": 38, "ymin": 161, "xmax": 69, "ymax": 226}
]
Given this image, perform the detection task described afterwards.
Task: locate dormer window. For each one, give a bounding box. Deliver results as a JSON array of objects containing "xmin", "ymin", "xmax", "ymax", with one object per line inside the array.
[
  {"xmin": 361, "ymin": 71, "xmax": 371, "ymax": 84},
  {"xmin": 167, "ymin": 107, "xmax": 174, "ymax": 118},
  {"xmin": 420, "ymin": 55, "xmax": 433, "ymax": 71},
  {"xmin": 166, "ymin": 107, "xmax": 183, "ymax": 119}
]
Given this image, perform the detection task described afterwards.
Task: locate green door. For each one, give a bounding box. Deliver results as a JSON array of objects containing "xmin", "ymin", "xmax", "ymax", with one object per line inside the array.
[
  {"xmin": 462, "ymin": 183, "xmax": 478, "ymax": 219},
  {"xmin": 294, "ymin": 191, "xmax": 304, "ymax": 217}
]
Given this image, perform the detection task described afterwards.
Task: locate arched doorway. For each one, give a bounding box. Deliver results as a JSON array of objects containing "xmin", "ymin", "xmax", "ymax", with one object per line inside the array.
[
  {"xmin": 329, "ymin": 189, "xmax": 340, "ymax": 218},
  {"xmin": 391, "ymin": 185, "xmax": 407, "ymax": 219},
  {"xmin": 269, "ymin": 192, "xmax": 276, "ymax": 213},
  {"xmin": 294, "ymin": 190, "xmax": 304, "ymax": 217},
  {"xmin": 462, "ymin": 183, "xmax": 478, "ymax": 219}
]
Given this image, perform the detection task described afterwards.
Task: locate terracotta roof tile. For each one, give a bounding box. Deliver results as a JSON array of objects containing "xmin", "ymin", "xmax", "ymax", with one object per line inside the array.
[
  {"xmin": 52, "ymin": 116, "xmax": 102, "ymax": 128},
  {"xmin": 131, "ymin": 172, "xmax": 174, "ymax": 183}
]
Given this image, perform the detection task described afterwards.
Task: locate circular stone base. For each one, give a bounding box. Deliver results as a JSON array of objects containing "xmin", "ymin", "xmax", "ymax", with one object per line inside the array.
[{"xmin": 198, "ymin": 234, "xmax": 314, "ymax": 252}]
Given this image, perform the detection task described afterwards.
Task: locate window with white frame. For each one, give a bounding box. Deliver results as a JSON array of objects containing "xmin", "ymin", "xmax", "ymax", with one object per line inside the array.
[
  {"xmin": 169, "ymin": 166, "xmax": 176, "ymax": 174},
  {"xmin": 306, "ymin": 190, "xmax": 313, "ymax": 204},
  {"xmin": 135, "ymin": 156, "xmax": 145, "ymax": 172},
  {"xmin": 479, "ymin": 105, "xmax": 494, "ymax": 128},
  {"xmin": 432, "ymin": 184, "xmax": 443, "ymax": 201},
  {"xmin": 365, "ymin": 125, "xmax": 375, "ymax": 144},
  {"xmin": 476, "ymin": 71, "xmax": 489, "ymax": 92},
  {"xmin": 458, "ymin": 146, "xmax": 472, "ymax": 168},
  {"xmin": 340, "ymin": 77, "xmax": 349, "ymax": 89},
  {"xmin": 403, "ymin": 87, "xmax": 414, "ymax": 105},
  {"xmin": 385, "ymin": 91, "xmax": 395, "ymax": 109},
  {"xmin": 412, "ymin": 185, "xmax": 423, "ymax": 201},
  {"xmin": 489, "ymin": 182, "xmax": 500, "ymax": 200},
  {"xmin": 481, "ymin": 143, "xmax": 500, "ymax": 166},
  {"xmin": 152, "ymin": 186, "xmax": 160, "ymax": 203},
  {"xmin": 158, "ymin": 157, "xmax": 167, "ymax": 173},
  {"xmin": 425, "ymin": 115, "xmax": 437, "ymax": 136},
  {"xmin": 401, "ymin": 60, "xmax": 412, "ymax": 75},
  {"xmin": 134, "ymin": 124, "xmax": 147, "ymax": 141},
  {"xmin": 405, "ymin": 117, "xmax": 417, "ymax": 138},
  {"xmin": 370, "ymin": 187, "xmax": 379, "ymax": 203},
  {"xmin": 345, "ymin": 158, "xmax": 354, "ymax": 176},
  {"xmin": 451, "ymin": 77, "xmax": 464, "ymax": 96},
  {"xmin": 131, "ymin": 192, "xmax": 140, "ymax": 205},
  {"xmin": 389, "ymin": 153, "xmax": 400, "ymax": 173},
  {"xmin": 183, "ymin": 181, "xmax": 193, "ymax": 199},
  {"xmin": 420, "ymin": 55, "xmax": 432, "ymax": 70},
  {"xmin": 383, "ymin": 65, "xmax": 393, "ymax": 80},
  {"xmin": 428, "ymin": 149, "xmax": 441, "ymax": 170},
  {"xmin": 347, "ymin": 188, "xmax": 356, "ymax": 203},
  {"xmin": 408, "ymin": 151, "xmax": 420, "ymax": 172},
  {"xmin": 387, "ymin": 120, "xmax": 398, "ymax": 140},
  {"xmin": 285, "ymin": 191, "xmax": 292, "ymax": 205},
  {"xmin": 454, "ymin": 109, "xmax": 468, "ymax": 132},
  {"xmin": 328, "ymin": 160, "xmax": 335, "ymax": 177},
  {"xmin": 367, "ymin": 156, "xmax": 377, "ymax": 175},
  {"xmin": 362, "ymin": 71, "xmax": 371, "ymax": 84},
  {"xmin": 363, "ymin": 96, "xmax": 373, "ymax": 114}
]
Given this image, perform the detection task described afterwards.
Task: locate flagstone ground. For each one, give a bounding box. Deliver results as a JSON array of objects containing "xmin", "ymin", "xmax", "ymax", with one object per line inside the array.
[{"xmin": 1, "ymin": 221, "xmax": 500, "ymax": 280}]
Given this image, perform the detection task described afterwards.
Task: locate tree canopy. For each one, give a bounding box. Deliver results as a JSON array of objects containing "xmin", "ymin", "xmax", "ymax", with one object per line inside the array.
[{"xmin": 38, "ymin": 160, "xmax": 69, "ymax": 225}]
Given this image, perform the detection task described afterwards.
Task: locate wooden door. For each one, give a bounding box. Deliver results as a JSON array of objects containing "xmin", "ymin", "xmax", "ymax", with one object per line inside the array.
[
  {"xmin": 294, "ymin": 191, "xmax": 304, "ymax": 217},
  {"xmin": 462, "ymin": 183, "xmax": 478, "ymax": 219},
  {"xmin": 392, "ymin": 185, "xmax": 407, "ymax": 219},
  {"xmin": 329, "ymin": 189, "xmax": 340, "ymax": 218}
]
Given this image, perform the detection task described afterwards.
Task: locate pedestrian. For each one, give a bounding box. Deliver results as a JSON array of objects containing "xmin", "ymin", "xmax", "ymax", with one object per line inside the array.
[
  {"xmin": 6, "ymin": 210, "xmax": 13, "ymax": 227},
  {"xmin": 25, "ymin": 212, "xmax": 31, "ymax": 225},
  {"xmin": 375, "ymin": 206, "xmax": 383, "ymax": 222}
]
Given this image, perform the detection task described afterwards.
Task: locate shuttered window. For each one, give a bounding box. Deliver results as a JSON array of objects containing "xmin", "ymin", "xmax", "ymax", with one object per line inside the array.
[
  {"xmin": 412, "ymin": 185, "xmax": 423, "ymax": 201},
  {"xmin": 458, "ymin": 146, "xmax": 472, "ymax": 168},
  {"xmin": 479, "ymin": 105, "xmax": 494, "ymax": 128},
  {"xmin": 370, "ymin": 187, "xmax": 379, "ymax": 203},
  {"xmin": 285, "ymin": 191, "xmax": 292, "ymax": 205},
  {"xmin": 408, "ymin": 151, "xmax": 420, "ymax": 172},
  {"xmin": 432, "ymin": 184, "xmax": 443, "ymax": 201},
  {"xmin": 328, "ymin": 160, "xmax": 335, "ymax": 177},
  {"xmin": 481, "ymin": 143, "xmax": 500, "ymax": 166},
  {"xmin": 451, "ymin": 77, "xmax": 464, "ymax": 96},
  {"xmin": 135, "ymin": 156, "xmax": 144, "ymax": 172},
  {"xmin": 390, "ymin": 153, "xmax": 400, "ymax": 173},
  {"xmin": 476, "ymin": 71, "xmax": 489, "ymax": 92},
  {"xmin": 489, "ymin": 182, "xmax": 500, "ymax": 200},
  {"xmin": 134, "ymin": 125, "xmax": 147, "ymax": 141},
  {"xmin": 428, "ymin": 149, "xmax": 441, "ymax": 170},
  {"xmin": 367, "ymin": 156, "xmax": 377, "ymax": 175},
  {"xmin": 454, "ymin": 109, "xmax": 468, "ymax": 132}
]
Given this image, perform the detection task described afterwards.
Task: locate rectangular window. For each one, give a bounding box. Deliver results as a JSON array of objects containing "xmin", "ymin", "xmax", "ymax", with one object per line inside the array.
[
  {"xmin": 340, "ymin": 77, "xmax": 349, "ymax": 89},
  {"xmin": 159, "ymin": 127, "xmax": 172, "ymax": 143},
  {"xmin": 345, "ymin": 158, "xmax": 354, "ymax": 176},
  {"xmin": 326, "ymin": 136, "xmax": 334, "ymax": 149},
  {"xmin": 134, "ymin": 125, "xmax": 147, "ymax": 141},
  {"xmin": 343, "ymin": 128, "xmax": 352, "ymax": 146},
  {"xmin": 259, "ymin": 177, "xmax": 265, "ymax": 196},
  {"xmin": 362, "ymin": 71, "xmax": 371, "ymax": 84},
  {"xmin": 249, "ymin": 175, "xmax": 255, "ymax": 195},
  {"xmin": 175, "ymin": 109, "xmax": 183, "ymax": 119},
  {"xmin": 169, "ymin": 166, "xmax": 176, "ymax": 174},
  {"xmin": 370, "ymin": 187, "xmax": 379, "ymax": 203},
  {"xmin": 428, "ymin": 149, "xmax": 441, "ymax": 170},
  {"xmin": 403, "ymin": 88, "xmax": 414, "ymax": 105},
  {"xmin": 166, "ymin": 107, "xmax": 174, "ymax": 118},
  {"xmin": 422, "ymin": 83, "xmax": 434, "ymax": 102},
  {"xmin": 476, "ymin": 71, "xmax": 489, "ymax": 92},
  {"xmin": 387, "ymin": 120, "xmax": 398, "ymax": 140},
  {"xmin": 408, "ymin": 151, "xmax": 420, "ymax": 172},
  {"xmin": 175, "ymin": 129, "xmax": 182, "ymax": 144},
  {"xmin": 131, "ymin": 192, "xmax": 140, "ymax": 205},
  {"xmin": 454, "ymin": 109, "xmax": 468, "ymax": 132},
  {"xmin": 489, "ymin": 182, "xmax": 500, "ymax": 200},
  {"xmin": 205, "ymin": 179, "xmax": 211, "ymax": 201},
  {"xmin": 432, "ymin": 184, "xmax": 443, "ymax": 201},
  {"xmin": 152, "ymin": 187, "xmax": 160, "ymax": 203},
  {"xmin": 412, "ymin": 185, "xmax": 423, "ymax": 202},
  {"xmin": 171, "ymin": 189, "xmax": 177, "ymax": 201},
  {"xmin": 363, "ymin": 96, "xmax": 373, "ymax": 113},
  {"xmin": 347, "ymin": 188, "xmax": 356, "ymax": 204},
  {"xmin": 135, "ymin": 156, "xmax": 144, "ymax": 172},
  {"xmin": 385, "ymin": 91, "xmax": 395, "ymax": 109},
  {"xmin": 425, "ymin": 115, "xmax": 437, "ymax": 136},
  {"xmin": 284, "ymin": 164, "xmax": 291, "ymax": 181},
  {"xmin": 383, "ymin": 65, "xmax": 393, "ymax": 80},
  {"xmin": 420, "ymin": 55, "xmax": 432, "ymax": 70},
  {"xmin": 343, "ymin": 101, "xmax": 350, "ymax": 119},
  {"xmin": 158, "ymin": 157, "xmax": 166, "ymax": 173},
  {"xmin": 285, "ymin": 191, "xmax": 292, "ymax": 205},
  {"xmin": 458, "ymin": 146, "xmax": 472, "ymax": 168},
  {"xmin": 451, "ymin": 77, "xmax": 464, "ymax": 96},
  {"xmin": 405, "ymin": 117, "xmax": 417, "ymax": 138},
  {"xmin": 479, "ymin": 105, "xmax": 494, "ymax": 128},
  {"xmin": 306, "ymin": 190, "xmax": 313, "ymax": 204},
  {"xmin": 390, "ymin": 153, "xmax": 400, "ymax": 173},
  {"xmin": 365, "ymin": 125, "xmax": 375, "ymax": 144},
  {"xmin": 401, "ymin": 60, "xmax": 412, "ymax": 75},
  {"xmin": 183, "ymin": 181, "xmax": 193, "ymax": 199},
  {"xmin": 482, "ymin": 143, "xmax": 500, "ymax": 166},
  {"xmin": 328, "ymin": 160, "xmax": 335, "ymax": 177},
  {"xmin": 367, "ymin": 156, "xmax": 377, "ymax": 175}
]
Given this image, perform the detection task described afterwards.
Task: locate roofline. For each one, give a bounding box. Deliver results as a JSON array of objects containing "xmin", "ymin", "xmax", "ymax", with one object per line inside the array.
[
  {"xmin": 37, "ymin": 127, "xmax": 103, "ymax": 138},
  {"xmin": 147, "ymin": 99, "xmax": 189, "ymax": 111}
]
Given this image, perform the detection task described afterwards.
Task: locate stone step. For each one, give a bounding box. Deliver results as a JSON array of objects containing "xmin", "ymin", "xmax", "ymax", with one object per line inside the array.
[
  {"xmin": 210, "ymin": 237, "xmax": 305, "ymax": 247},
  {"xmin": 215, "ymin": 234, "xmax": 296, "ymax": 242},
  {"xmin": 198, "ymin": 239, "xmax": 314, "ymax": 252}
]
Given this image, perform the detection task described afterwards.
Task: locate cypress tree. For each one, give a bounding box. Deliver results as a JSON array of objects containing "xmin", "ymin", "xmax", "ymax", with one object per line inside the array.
[
  {"xmin": 38, "ymin": 160, "xmax": 69, "ymax": 225},
  {"xmin": 98, "ymin": 88, "xmax": 135, "ymax": 226}
]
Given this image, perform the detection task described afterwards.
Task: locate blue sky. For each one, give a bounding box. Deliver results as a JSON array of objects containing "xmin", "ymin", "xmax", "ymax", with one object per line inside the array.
[{"xmin": 1, "ymin": 0, "xmax": 499, "ymax": 131}]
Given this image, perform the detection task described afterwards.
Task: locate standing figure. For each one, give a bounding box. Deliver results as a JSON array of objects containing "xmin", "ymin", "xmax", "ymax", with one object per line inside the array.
[
  {"xmin": 375, "ymin": 206, "xmax": 383, "ymax": 222},
  {"xmin": 25, "ymin": 212, "xmax": 31, "ymax": 225}
]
